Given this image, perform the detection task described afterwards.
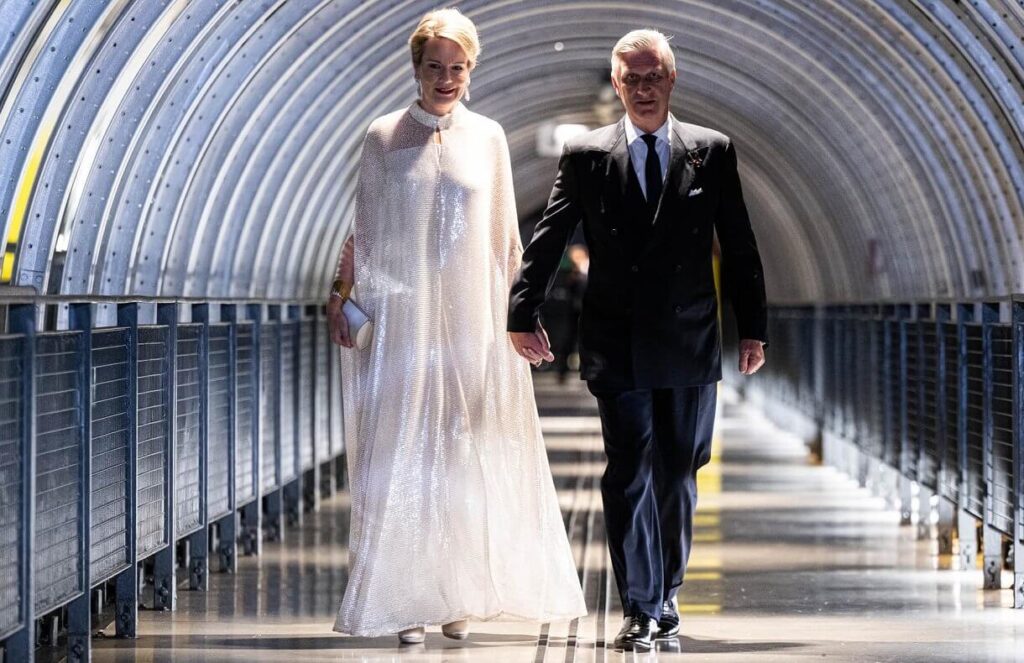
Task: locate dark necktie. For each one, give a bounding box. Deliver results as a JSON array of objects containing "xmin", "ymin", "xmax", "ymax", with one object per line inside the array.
[{"xmin": 641, "ymin": 134, "xmax": 663, "ymax": 206}]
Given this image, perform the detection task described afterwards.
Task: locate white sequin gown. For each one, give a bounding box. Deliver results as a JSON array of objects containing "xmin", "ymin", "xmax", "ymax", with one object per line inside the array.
[{"xmin": 332, "ymin": 102, "xmax": 586, "ymax": 637}]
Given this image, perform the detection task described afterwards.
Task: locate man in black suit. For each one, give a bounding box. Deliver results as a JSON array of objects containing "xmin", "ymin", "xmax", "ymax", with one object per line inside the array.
[{"xmin": 508, "ymin": 29, "xmax": 768, "ymax": 650}]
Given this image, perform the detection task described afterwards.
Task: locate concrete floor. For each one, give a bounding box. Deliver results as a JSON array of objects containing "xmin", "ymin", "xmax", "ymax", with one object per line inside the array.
[{"xmin": 91, "ymin": 375, "xmax": 1024, "ymax": 662}]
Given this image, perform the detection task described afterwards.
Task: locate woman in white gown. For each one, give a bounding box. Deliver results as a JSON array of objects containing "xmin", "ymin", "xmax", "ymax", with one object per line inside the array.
[{"xmin": 326, "ymin": 8, "xmax": 586, "ymax": 644}]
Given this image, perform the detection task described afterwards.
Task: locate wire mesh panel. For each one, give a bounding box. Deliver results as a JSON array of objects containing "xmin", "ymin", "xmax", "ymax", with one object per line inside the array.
[
  {"xmin": 235, "ymin": 323, "xmax": 256, "ymax": 505},
  {"xmin": 0, "ymin": 336, "xmax": 24, "ymax": 637},
  {"xmin": 207, "ymin": 324, "xmax": 232, "ymax": 520},
  {"xmin": 919, "ymin": 321, "xmax": 941, "ymax": 490},
  {"xmin": 34, "ymin": 332, "xmax": 84, "ymax": 613},
  {"xmin": 903, "ymin": 320, "xmax": 921, "ymax": 481},
  {"xmin": 989, "ymin": 324, "xmax": 1014, "ymax": 535},
  {"xmin": 260, "ymin": 323, "xmax": 280, "ymax": 493},
  {"xmin": 89, "ymin": 329, "xmax": 130, "ymax": 584},
  {"xmin": 315, "ymin": 324, "xmax": 329, "ymax": 463},
  {"xmin": 299, "ymin": 320, "xmax": 314, "ymax": 471},
  {"xmin": 964, "ymin": 322, "xmax": 986, "ymax": 519},
  {"xmin": 281, "ymin": 322, "xmax": 297, "ymax": 482},
  {"xmin": 137, "ymin": 326, "xmax": 169, "ymax": 558},
  {"xmin": 940, "ymin": 321, "xmax": 962, "ymax": 501},
  {"xmin": 176, "ymin": 324, "xmax": 203, "ymax": 537}
]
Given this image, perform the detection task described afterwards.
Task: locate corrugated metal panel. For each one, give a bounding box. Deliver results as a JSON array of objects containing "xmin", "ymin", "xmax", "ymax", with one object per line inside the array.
[
  {"xmin": 919, "ymin": 322, "xmax": 941, "ymax": 490},
  {"xmin": 207, "ymin": 324, "xmax": 231, "ymax": 520},
  {"xmin": 940, "ymin": 321, "xmax": 961, "ymax": 501},
  {"xmin": 261, "ymin": 323, "xmax": 279, "ymax": 493},
  {"xmin": 989, "ymin": 324, "xmax": 1014, "ymax": 535},
  {"xmin": 34, "ymin": 332, "xmax": 84, "ymax": 613},
  {"xmin": 315, "ymin": 323, "xmax": 329, "ymax": 462},
  {"xmin": 235, "ymin": 323, "xmax": 255, "ymax": 505},
  {"xmin": 280, "ymin": 322, "xmax": 297, "ymax": 482},
  {"xmin": 176, "ymin": 324, "xmax": 203, "ymax": 537},
  {"xmin": 89, "ymin": 329, "xmax": 130, "ymax": 584},
  {"xmin": 0, "ymin": 336, "xmax": 24, "ymax": 636},
  {"xmin": 964, "ymin": 323, "xmax": 986, "ymax": 519},
  {"xmin": 137, "ymin": 326, "xmax": 169, "ymax": 557}
]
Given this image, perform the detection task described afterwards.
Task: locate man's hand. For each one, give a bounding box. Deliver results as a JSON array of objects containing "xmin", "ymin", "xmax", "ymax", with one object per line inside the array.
[
  {"xmin": 327, "ymin": 299, "xmax": 353, "ymax": 348},
  {"xmin": 738, "ymin": 339, "xmax": 766, "ymax": 375},
  {"xmin": 509, "ymin": 324, "xmax": 555, "ymax": 367}
]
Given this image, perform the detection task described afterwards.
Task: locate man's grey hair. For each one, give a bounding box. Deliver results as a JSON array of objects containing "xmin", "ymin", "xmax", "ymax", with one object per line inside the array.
[{"xmin": 610, "ymin": 29, "xmax": 676, "ymax": 76}]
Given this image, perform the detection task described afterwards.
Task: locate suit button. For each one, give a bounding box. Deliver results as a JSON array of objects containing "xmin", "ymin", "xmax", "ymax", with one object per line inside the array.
[
  {"xmin": 692, "ymin": 227, "xmax": 699, "ymax": 235},
  {"xmin": 675, "ymin": 265, "xmax": 682, "ymax": 272},
  {"xmin": 631, "ymin": 265, "xmax": 639, "ymax": 273},
  {"xmin": 675, "ymin": 305, "xmax": 683, "ymax": 313},
  {"xmin": 611, "ymin": 228, "xmax": 619, "ymax": 236}
]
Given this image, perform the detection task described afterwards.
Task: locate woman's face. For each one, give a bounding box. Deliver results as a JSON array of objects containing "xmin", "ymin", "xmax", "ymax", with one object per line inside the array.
[{"xmin": 415, "ymin": 37, "xmax": 471, "ymax": 116}]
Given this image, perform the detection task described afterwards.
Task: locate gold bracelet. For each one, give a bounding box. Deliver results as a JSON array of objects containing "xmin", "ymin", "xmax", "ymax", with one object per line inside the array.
[{"xmin": 330, "ymin": 279, "xmax": 353, "ymax": 302}]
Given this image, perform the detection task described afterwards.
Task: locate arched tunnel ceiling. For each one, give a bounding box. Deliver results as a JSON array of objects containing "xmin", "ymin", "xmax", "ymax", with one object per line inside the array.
[{"xmin": 1, "ymin": 0, "xmax": 1022, "ymax": 305}]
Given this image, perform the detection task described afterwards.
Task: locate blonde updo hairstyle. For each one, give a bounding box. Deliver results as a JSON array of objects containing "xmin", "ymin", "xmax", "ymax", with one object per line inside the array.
[{"xmin": 408, "ymin": 8, "xmax": 481, "ymax": 69}]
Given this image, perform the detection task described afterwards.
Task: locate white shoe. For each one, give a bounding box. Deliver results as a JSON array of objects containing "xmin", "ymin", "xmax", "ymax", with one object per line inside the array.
[
  {"xmin": 398, "ymin": 626, "xmax": 425, "ymax": 644},
  {"xmin": 442, "ymin": 619, "xmax": 469, "ymax": 640}
]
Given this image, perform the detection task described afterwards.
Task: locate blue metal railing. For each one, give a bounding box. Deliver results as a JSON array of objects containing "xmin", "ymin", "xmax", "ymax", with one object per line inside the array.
[
  {"xmin": 734, "ymin": 297, "xmax": 1024, "ymax": 610},
  {"xmin": 0, "ymin": 292, "xmax": 345, "ymax": 663}
]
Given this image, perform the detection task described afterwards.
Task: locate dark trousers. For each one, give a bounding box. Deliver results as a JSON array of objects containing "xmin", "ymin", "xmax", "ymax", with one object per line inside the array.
[{"xmin": 588, "ymin": 383, "xmax": 717, "ymax": 619}]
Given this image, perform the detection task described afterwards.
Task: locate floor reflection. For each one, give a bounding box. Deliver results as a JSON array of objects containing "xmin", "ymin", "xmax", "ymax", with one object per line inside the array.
[{"xmin": 89, "ymin": 376, "xmax": 1024, "ymax": 662}]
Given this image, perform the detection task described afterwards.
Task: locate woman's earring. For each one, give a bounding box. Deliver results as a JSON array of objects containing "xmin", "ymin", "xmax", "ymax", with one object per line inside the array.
[
  {"xmin": 463, "ymin": 85, "xmax": 471, "ymax": 102},
  {"xmin": 415, "ymin": 78, "xmax": 421, "ymax": 97}
]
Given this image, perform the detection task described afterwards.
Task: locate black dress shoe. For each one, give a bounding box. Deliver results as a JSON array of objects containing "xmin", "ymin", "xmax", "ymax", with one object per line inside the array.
[
  {"xmin": 614, "ymin": 613, "xmax": 654, "ymax": 650},
  {"xmin": 657, "ymin": 600, "xmax": 680, "ymax": 638}
]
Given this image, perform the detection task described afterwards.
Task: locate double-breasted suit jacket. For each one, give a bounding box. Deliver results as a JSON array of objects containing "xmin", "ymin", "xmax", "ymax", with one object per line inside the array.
[{"xmin": 508, "ymin": 115, "xmax": 768, "ymax": 389}]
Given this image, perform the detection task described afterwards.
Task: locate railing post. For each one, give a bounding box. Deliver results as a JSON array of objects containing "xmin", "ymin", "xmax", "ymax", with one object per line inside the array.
[
  {"xmin": 219, "ymin": 304, "xmax": 238, "ymax": 572},
  {"xmin": 305, "ymin": 305, "xmax": 321, "ymax": 514},
  {"xmin": 66, "ymin": 303, "xmax": 92, "ymax": 663},
  {"xmin": 1012, "ymin": 297, "xmax": 1024, "ymax": 608},
  {"xmin": 956, "ymin": 303, "xmax": 977, "ymax": 571},
  {"xmin": 935, "ymin": 304, "xmax": 956, "ymax": 556},
  {"xmin": 239, "ymin": 303, "xmax": 262, "ymax": 557},
  {"xmin": 190, "ymin": 304, "xmax": 210, "ymax": 590},
  {"xmin": 264, "ymin": 304, "xmax": 284, "ymax": 543},
  {"xmin": 8, "ymin": 304, "xmax": 37, "ymax": 663},
  {"xmin": 915, "ymin": 303, "xmax": 934, "ymax": 541},
  {"xmin": 114, "ymin": 303, "xmax": 138, "ymax": 638},
  {"xmin": 981, "ymin": 301, "xmax": 1003, "ymax": 590},
  {"xmin": 896, "ymin": 303, "xmax": 913, "ymax": 526},
  {"xmin": 153, "ymin": 303, "xmax": 178, "ymax": 611},
  {"xmin": 283, "ymin": 304, "xmax": 303, "ymax": 528}
]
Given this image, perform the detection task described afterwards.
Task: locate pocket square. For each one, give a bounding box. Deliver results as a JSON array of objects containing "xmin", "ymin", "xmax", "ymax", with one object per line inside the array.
[{"xmin": 687, "ymin": 187, "xmax": 704, "ymax": 197}]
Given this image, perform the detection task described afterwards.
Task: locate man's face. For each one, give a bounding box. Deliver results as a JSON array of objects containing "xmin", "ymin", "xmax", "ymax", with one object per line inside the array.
[{"xmin": 611, "ymin": 48, "xmax": 676, "ymax": 133}]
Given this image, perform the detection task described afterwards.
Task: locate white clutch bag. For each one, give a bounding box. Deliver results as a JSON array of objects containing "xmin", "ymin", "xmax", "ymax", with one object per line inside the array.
[{"xmin": 343, "ymin": 298, "xmax": 374, "ymax": 350}]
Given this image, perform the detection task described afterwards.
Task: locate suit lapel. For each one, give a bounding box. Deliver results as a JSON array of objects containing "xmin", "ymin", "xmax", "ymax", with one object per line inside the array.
[{"xmin": 608, "ymin": 119, "xmax": 631, "ymax": 202}]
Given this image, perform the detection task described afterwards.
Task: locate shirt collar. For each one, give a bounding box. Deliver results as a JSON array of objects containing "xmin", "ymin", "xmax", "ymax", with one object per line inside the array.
[
  {"xmin": 623, "ymin": 114, "xmax": 671, "ymax": 147},
  {"xmin": 408, "ymin": 101, "xmax": 464, "ymax": 130}
]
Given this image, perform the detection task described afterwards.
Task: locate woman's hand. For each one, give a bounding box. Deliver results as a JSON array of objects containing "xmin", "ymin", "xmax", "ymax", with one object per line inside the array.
[{"xmin": 328, "ymin": 299, "xmax": 353, "ymax": 348}]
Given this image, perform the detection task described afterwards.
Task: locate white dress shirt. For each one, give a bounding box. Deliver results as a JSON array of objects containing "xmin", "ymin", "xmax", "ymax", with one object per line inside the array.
[{"xmin": 623, "ymin": 115, "xmax": 671, "ymax": 200}]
